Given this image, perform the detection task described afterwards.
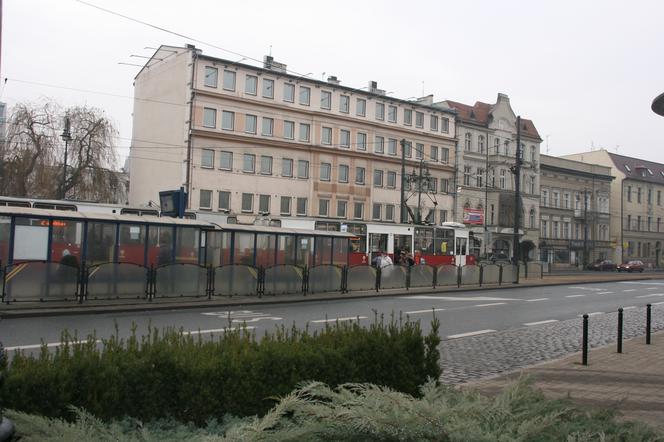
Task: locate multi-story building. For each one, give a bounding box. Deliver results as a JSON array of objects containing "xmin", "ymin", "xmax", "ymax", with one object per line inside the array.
[
  {"xmin": 129, "ymin": 45, "xmax": 457, "ymax": 231},
  {"xmin": 564, "ymin": 150, "xmax": 664, "ymax": 268},
  {"xmin": 539, "ymin": 155, "xmax": 613, "ymax": 268},
  {"xmin": 436, "ymin": 94, "xmax": 542, "ymax": 260}
]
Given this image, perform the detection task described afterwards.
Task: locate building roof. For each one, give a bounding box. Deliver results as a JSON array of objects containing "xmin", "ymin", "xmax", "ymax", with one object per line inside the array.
[
  {"xmin": 444, "ymin": 100, "xmax": 541, "ymax": 141},
  {"xmin": 607, "ymin": 152, "xmax": 664, "ymax": 184},
  {"xmin": 540, "ymin": 154, "xmax": 614, "ymax": 181}
]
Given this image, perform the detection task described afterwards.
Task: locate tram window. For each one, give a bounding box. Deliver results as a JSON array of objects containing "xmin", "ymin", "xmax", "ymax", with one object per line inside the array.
[
  {"xmin": 0, "ymin": 200, "xmax": 30, "ymax": 208},
  {"xmin": 13, "ymin": 217, "xmax": 49, "ymax": 261},
  {"xmin": 296, "ymin": 236, "xmax": 314, "ymax": 267},
  {"xmin": 147, "ymin": 225, "xmax": 174, "ymax": 266},
  {"xmin": 434, "ymin": 228, "xmax": 454, "ymax": 256},
  {"xmin": 255, "ymin": 233, "xmax": 276, "ymax": 267},
  {"xmin": 314, "ymin": 236, "xmax": 332, "ymax": 265},
  {"xmin": 414, "ymin": 227, "xmax": 434, "ymax": 254},
  {"xmin": 175, "ymin": 227, "xmax": 199, "ymax": 264},
  {"xmin": 349, "ymin": 236, "xmax": 366, "ymax": 253},
  {"xmin": 205, "ymin": 231, "xmax": 230, "ymax": 267},
  {"xmin": 86, "ymin": 222, "xmax": 115, "ymax": 265},
  {"xmin": 118, "ymin": 224, "xmax": 147, "ymax": 265},
  {"xmin": 0, "ymin": 216, "xmax": 11, "ymax": 264},
  {"xmin": 33, "ymin": 203, "xmax": 77, "ymax": 211},
  {"xmin": 277, "ymin": 235, "xmax": 296, "ymax": 265},
  {"xmin": 455, "ymin": 237, "xmax": 468, "ymax": 256},
  {"xmin": 332, "ymin": 238, "xmax": 348, "ymax": 265},
  {"xmin": 233, "ymin": 232, "xmax": 255, "ymax": 265},
  {"xmin": 51, "ymin": 220, "xmax": 83, "ymax": 265}
]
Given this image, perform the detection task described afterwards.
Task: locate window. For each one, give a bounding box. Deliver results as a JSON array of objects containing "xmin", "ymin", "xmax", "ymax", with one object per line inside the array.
[
  {"xmin": 388, "ymin": 105, "xmax": 397, "ymax": 122},
  {"xmin": 430, "ymin": 115, "xmax": 439, "ymax": 131},
  {"xmin": 221, "ymin": 110, "xmax": 234, "ymax": 130},
  {"xmin": 387, "ymin": 171, "xmax": 397, "ymax": 188},
  {"xmin": 530, "ymin": 145, "xmax": 536, "ymax": 161},
  {"xmin": 283, "ymin": 120, "xmax": 295, "ymax": 139},
  {"xmin": 476, "ymin": 168, "xmax": 484, "ymax": 188},
  {"xmin": 404, "ymin": 142, "xmax": 412, "ymax": 158},
  {"xmin": 440, "ymin": 178, "xmax": 449, "ymax": 193},
  {"xmin": 552, "ymin": 221, "xmax": 559, "ymax": 238},
  {"xmin": 648, "ymin": 216, "xmax": 652, "ymax": 231},
  {"xmin": 529, "ymin": 176, "xmax": 536, "ymax": 194},
  {"xmin": 297, "ymin": 197, "xmax": 307, "ymax": 215},
  {"xmin": 648, "ymin": 189, "xmax": 652, "ymax": 204},
  {"xmin": 356, "ymin": 98, "xmax": 366, "ymax": 116},
  {"xmin": 355, "ymin": 167, "xmax": 365, "ymax": 185},
  {"xmin": 201, "ymin": 149, "xmax": 214, "ymax": 168},
  {"xmin": 478, "ymin": 135, "xmax": 485, "ymax": 153},
  {"xmin": 283, "ymin": 83, "xmax": 295, "ymax": 102},
  {"xmin": 260, "ymin": 156, "xmax": 273, "ymax": 175},
  {"xmin": 500, "ymin": 169, "xmax": 506, "ymax": 189},
  {"xmin": 320, "ymin": 163, "xmax": 331, "ymax": 181},
  {"xmin": 243, "ymin": 154, "xmax": 255, "ymax": 173},
  {"xmin": 627, "ymin": 214, "xmax": 632, "ymax": 230},
  {"xmin": 440, "ymin": 209, "xmax": 448, "ymax": 223},
  {"xmin": 299, "ymin": 86, "xmax": 311, "ymax": 105},
  {"xmin": 299, "ymin": 123, "xmax": 310, "ymax": 142},
  {"xmin": 563, "ymin": 193, "xmax": 570, "ymax": 209},
  {"xmin": 298, "ymin": 160, "xmax": 309, "ymax": 179},
  {"xmin": 262, "ymin": 78, "xmax": 274, "ymax": 98},
  {"xmin": 440, "ymin": 147, "xmax": 449, "ymax": 163},
  {"xmin": 375, "ymin": 102, "xmax": 385, "ymax": 120},
  {"xmin": 319, "ymin": 199, "xmax": 330, "ymax": 217},
  {"xmin": 658, "ymin": 217, "xmax": 661, "ymax": 232},
  {"xmin": 659, "ymin": 190, "xmax": 662, "ymax": 205},
  {"xmin": 282, "ymin": 158, "xmax": 293, "ymax": 177},
  {"xmin": 553, "ymin": 192, "xmax": 559, "ymax": 208},
  {"xmin": 542, "ymin": 190, "xmax": 548, "ymax": 206},
  {"xmin": 627, "ymin": 185, "xmax": 632, "ymax": 202},
  {"xmin": 353, "ymin": 202, "xmax": 363, "ymax": 220},
  {"xmin": 241, "ymin": 193, "xmax": 253, "ymax": 213},
  {"xmin": 388, "ymin": 138, "xmax": 397, "ymax": 156},
  {"xmin": 219, "ymin": 151, "xmax": 233, "ymax": 170},
  {"xmin": 415, "ymin": 143, "xmax": 424, "ymax": 159},
  {"xmin": 340, "ymin": 95, "xmax": 350, "ymax": 113},
  {"xmin": 223, "ymin": 70, "xmax": 236, "ymax": 91},
  {"xmin": 385, "ymin": 204, "xmax": 395, "ymax": 221},
  {"xmin": 280, "ymin": 196, "xmax": 291, "ymax": 215},
  {"xmin": 203, "ymin": 108, "xmax": 216, "ymax": 128},
  {"xmin": 375, "ymin": 136, "xmax": 385, "ymax": 153},
  {"xmin": 404, "ymin": 109, "xmax": 412, "ymax": 125},
  {"xmin": 463, "ymin": 166, "xmax": 472, "ymax": 186},
  {"xmin": 429, "ymin": 177, "xmax": 437, "ymax": 193},
  {"xmin": 218, "ymin": 191, "xmax": 230, "ymax": 211},
  {"xmin": 204, "ymin": 66, "xmax": 218, "ymax": 87},
  {"xmin": 337, "ymin": 200, "xmax": 347, "ymax": 218},
  {"xmin": 357, "ymin": 133, "xmax": 367, "ymax": 151},
  {"xmin": 441, "ymin": 117, "xmax": 449, "ymax": 133},
  {"xmin": 541, "ymin": 220, "xmax": 548, "ymax": 238},
  {"xmin": 529, "ymin": 209, "xmax": 536, "ymax": 228},
  {"xmin": 321, "ymin": 127, "xmax": 332, "ymax": 145},
  {"xmin": 340, "ymin": 129, "xmax": 350, "ymax": 147},
  {"xmin": 259, "ymin": 195, "xmax": 271, "ymax": 213},
  {"xmin": 464, "ymin": 133, "xmax": 472, "ymax": 151},
  {"xmin": 504, "ymin": 140, "xmax": 510, "ymax": 156},
  {"xmin": 430, "ymin": 146, "xmax": 439, "ymax": 161},
  {"xmin": 245, "ymin": 75, "xmax": 257, "ymax": 95},
  {"xmin": 339, "ymin": 164, "xmax": 349, "ymax": 183},
  {"xmin": 372, "ymin": 203, "xmax": 381, "ymax": 220},
  {"xmin": 199, "ymin": 189, "xmax": 212, "ymax": 210},
  {"xmin": 261, "ymin": 117, "xmax": 274, "ymax": 136},
  {"xmin": 373, "ymin": 169, "xmax": 383, "ymax": 187},
  {"xmin": 321, "ymin": 90, "xmax": 331, "ymax": 109},
  {"xmin": 563, "ymin": 222, "xmax": 569, "ymax": 239},
  {"xmin": 245, "ymin": 114, "xmax": 257, "ymax": 133},
  {"xmin": 415, "ymin": 112, "xmax": 424, "ymax": 128}
]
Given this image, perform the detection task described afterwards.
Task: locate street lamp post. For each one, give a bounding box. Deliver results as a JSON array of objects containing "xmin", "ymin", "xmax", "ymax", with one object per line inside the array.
[
  {"xmin": 511, "ymin": 116, "xmax": 523, "ymax": 277},
  {"xmin": 620, "ymin": 178, "xmax": 625, "ymax": 264},
  {"xmin": 60, "ymin": 117, "xmax": 72, "ymax": 199}
]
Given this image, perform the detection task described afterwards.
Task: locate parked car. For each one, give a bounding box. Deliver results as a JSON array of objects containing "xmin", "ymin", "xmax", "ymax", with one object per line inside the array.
[
  {"xmin": 617, "ymin": 260, "xmax": 644, "ymax": 273},
  {"xmin": 587, "ymin": 259, "xmax": 617, "ymax": 271}
]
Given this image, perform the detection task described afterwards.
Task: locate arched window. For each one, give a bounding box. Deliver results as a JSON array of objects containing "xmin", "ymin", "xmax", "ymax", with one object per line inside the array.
[
  {"xmin": 478, "ymin": 135, "xmax": 485, "ymax": 153},
  {"xmin": 529, "ymin": 208, "xmax": 536, "ymax": 229},
  {"xmin": 464, "ymin": 133, "xmax": 472, "ymax": 151}
]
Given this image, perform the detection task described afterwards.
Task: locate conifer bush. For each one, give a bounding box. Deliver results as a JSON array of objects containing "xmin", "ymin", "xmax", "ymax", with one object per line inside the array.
[{"xmin": 0, "ymin": 315, "xmax": 441, "ymax": 424}]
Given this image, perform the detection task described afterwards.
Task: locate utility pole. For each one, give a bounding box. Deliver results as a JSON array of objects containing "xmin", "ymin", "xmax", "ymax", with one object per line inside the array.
[
  {"xmin": 400, "ymin": 139, "xmax": 407, "ymax": 223},
  {"xmin": 484, "ymin": 133, "xmax": 490, "ymax": 259},
  {"xmin": 60, "ymin": 116, "xmax": 72, "ymax": 199},
  {"xmin": 512, "ymin": 116, "xmax": 522, "ymax": 274},
  {"xmin": 583, "ymin": 189, "xmax": 589, "ymax": 267}
]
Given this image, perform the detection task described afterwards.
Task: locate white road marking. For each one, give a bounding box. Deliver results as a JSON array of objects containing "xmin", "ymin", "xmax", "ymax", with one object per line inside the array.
[
  {"xmin": 311, "ymin": 316, "xmax": 368, "ymax": 323},
  {"xmin": 578, "ymin": 312, "xmax": 604, "ymax": 317},
  {"xmin": 524, "ymin": 319, "xmax": 559, "ymax": 326},
  {"xmin": 474, "ymin": 302, "xmax": 506, "ymax": 307},
  {"xmin": 623, "ymin": 306, "xmax": 637, "ymax": 310},
  {"xmin": 568, "ymin": 286, "xmax": 603, "ymax": 291},
  {"xmin": 623, "ymin": 289, "xmax": 638, "ymax": 292},
  {"xmin": 566, "ymin": 294, "xmax": 585, "ymax": 298},
  {"xmin": 232, "ymin": 317, "xmax": 283, "ymax": 323},
  {"xmin": 202, "ymin": 310, "xmax": 270, "ymax": 318},
  {"xmin": 652, "ymin": 301, "xmax": 664, "ymax": 305},
  {"xmin": 636, "ymin": 293, "xmax": 664, "ymax": 298},
  {"xmin": 405, "ymin": 308, "xmax": 446, "ymax": 315},
  {"xmin": 183, "ymin": 327, "xmax": 255, "ymax": 335},
  {"xmin": 526, "ymin": 298, "xmax": 549, "ymax": 302},
  {"xmin": 404, "ymin": 296, "xmax": 521, "ymax": 301},
  {"xmin": 5, "ymin": 339, "xmax": 101, "ymax": 351},
  {"xmin": 597, "ymin": 291, "xmax": 614, "ymax": 295},
  {"xmin": 620, "ymin": 282, "xmax": 664, "ymax": 286},
  {"xmin": 647, "ymin": 287, "xmax": 661, "ymax": 290},
  {"xmin": 447, "ymin": 329, "xmax": 496, "ymax": 339}
]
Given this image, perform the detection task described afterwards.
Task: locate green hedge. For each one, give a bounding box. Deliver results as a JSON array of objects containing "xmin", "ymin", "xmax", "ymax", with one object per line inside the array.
[{"xmin": 0, "ymin": 315, "xmax": 441, "ymax": 424}]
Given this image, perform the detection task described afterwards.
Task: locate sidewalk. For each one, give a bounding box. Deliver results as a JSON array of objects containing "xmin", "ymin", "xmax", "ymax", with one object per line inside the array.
[
  {"xmin": 2, "ymin": 271, "xmax": 664, "ymax": 319},
  {"xmin": 465, "ymin": 331, "xmax": 664, "ymax": 431}
]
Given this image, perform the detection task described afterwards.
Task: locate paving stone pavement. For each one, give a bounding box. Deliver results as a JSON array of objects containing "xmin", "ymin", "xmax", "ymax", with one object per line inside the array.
[{"xmin": 439, "ymin": 305, "xmax": 664, "ymax": 385}]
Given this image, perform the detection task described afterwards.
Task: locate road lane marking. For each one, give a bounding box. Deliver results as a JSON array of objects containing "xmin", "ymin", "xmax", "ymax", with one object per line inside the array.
[
  {"xmin": 623, "ymin": 306, "xmax": 637, "ymax": 310},
  {"xmin": 526, "ymin": 298, "xmax": 549, "ymax": 302},
  {"xmin": 5, "ymin": 339, "xmax": 102, "ymax": 351},
  {"xmin": 623, "ymin": 289, "xmax": 637, "ymax": 292},
  {"xmin": 652, "ymin": 301, "xmax": 664, "ymax": 305},
  {"xmin": 647, "ymin": 287, "xmax": 661, "ymax": 290},
  {"xmin": 620, "ymin": 282, "xmax": 664, "ymax": 286},
  {"xmin": 566, "ymin": 294, "xmax": 585, "ymax": 298},
  {"xmin": 405, "ymin": 308, "xmax": 446, "ymax": 315},
  {"xmin": 404, "ymin": 296, "xmax": 520, "ymax": 301},
  {"xmin": 578, "ymin": 312, "xmax": 604, "ymax": 317},
  {"xmin": 597, "ymin": 291, "xmax": 614, "ymax": 295},
  {"xmin": 636, "ymin": 294, "xmax": 664, "ymax": 298},
  {"xmin": 568, "ymin": 286, "xmax": 603, "ymax": 291},
  {"xmin": 183, "ymin": 327, "xmax": 255, "ymax": 335},
  {"xmin": 232, "ymin": 317, "xmax": 283, "ymax": 323},
  {"xmin": 311, "ymin": 316, "xmax": 368, "ymax": 323},
  {"xmin": 524, "ymin": 319, "xmax": 559, "ymax": 326},
  {"xmin": 474, "ymin": 302, "xmax": 506, "ymax": 307},
  {"xmin": 447, "ymin": 329, "xmax": 496, "ymax": 339}
]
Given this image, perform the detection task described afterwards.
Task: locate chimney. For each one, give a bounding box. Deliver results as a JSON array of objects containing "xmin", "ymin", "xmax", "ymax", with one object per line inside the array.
[
  {"xmin": 327, "ymin": 75, "xmax": 341, "ymax": 85},
  {"xmin": 368, "ymin": 80, "xmax": 386, "ymax": 95},
  {"xmin": 415, "ymin": 94, "xmax": 434, "ymax": 106},
  {"xmin": 496, "ymin": 93, "xmax": 510, "ymax": 104},
  {"xmin": 263, "ymin": 55, "xmax": 287, "ymax": 73}
]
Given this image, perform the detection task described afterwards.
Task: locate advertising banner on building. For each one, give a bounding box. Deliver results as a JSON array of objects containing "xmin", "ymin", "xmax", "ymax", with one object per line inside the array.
[{"xmin": 463, "ymin": 208, "xmax": 484, "ymax": 225}]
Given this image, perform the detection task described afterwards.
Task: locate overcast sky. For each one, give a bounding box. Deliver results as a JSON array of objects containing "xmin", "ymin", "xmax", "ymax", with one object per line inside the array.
[{"xmin": 3, "ymin": 0, "xmax": 664, "ymax": 167}]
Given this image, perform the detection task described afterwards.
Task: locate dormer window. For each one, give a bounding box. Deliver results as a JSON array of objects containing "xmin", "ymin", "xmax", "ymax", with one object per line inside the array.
[{"xmin": 624, "ymin": 164, "xmax": 631, "ymax": 172}]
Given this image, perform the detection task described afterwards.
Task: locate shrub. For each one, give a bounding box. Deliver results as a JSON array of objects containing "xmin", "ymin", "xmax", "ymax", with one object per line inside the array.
[{"xmin": 0, "ymin": 314, "xmax": 441, "ymax": 424}]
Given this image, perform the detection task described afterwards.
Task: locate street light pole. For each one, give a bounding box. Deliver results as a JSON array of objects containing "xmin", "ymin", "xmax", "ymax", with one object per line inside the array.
[
  {"xmin": 400, "ymin": 139, "xmax": 407, "ymax": 223},
  {"xmin": 512, "ymin": 116, "xmax": 522, "ymax": 273},
  {"xmin": 60, "ymin": 116, "xmax": 72, "ymax": 199},
  {"xmin": 620, "ymin": 178, "xmax": 625, "ymax": 263}
]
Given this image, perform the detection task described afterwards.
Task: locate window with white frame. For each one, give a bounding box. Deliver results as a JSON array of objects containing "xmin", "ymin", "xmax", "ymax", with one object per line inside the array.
[
  {"xmin": 322, "ymin": 127, "xmax": 332, "ymax": 145},
  {"xmin": 553, "ymin": 192, "xmax": 559, "ymax": 208},
  {"xmin": 476, "ymin": 168, "xmax": 484, "ymax": 188},
  {"xmin": 203, "ymin": 108, "xmax": 216, "ymax": 128},
  {"xmin": 440, "ymin": 147, "xmax": 449, "ymax": 163},
  {"xmin": 218, "ymin": 191, "xmax": 230, "ymax": 211},
  {"xmin": 319, "ymin": 199, "xmax": 330, "ymax": 217},
  {"xmin": 385, "ymin": 204, "xmax": 395, "ymax": 222},
  {"xmin": 372, "ymin": 203, "xmax": 381, "ymax": 220},
  {"xmin": 259, "ymin": 194, "xmax": 271, "ymax": 213},
  {"xmin": 282, "ymin": 158, "xmax": 293, "ymax": 177},
  {"xmin": 320, "ymin": 163, "xmax": 331, "ymax": 181},
  {"xmin": 297, "ymin": 197, "xmax": 307, "ymax": 215},
  {"xmin": 243, "ymin": 154, "xmax": 255, "ymax": 173},
  {"xmin": 430, "ymin": 115, "xmax": 438, "ymax": 131},
  {"xmin": 241, "ymin": 193, "xmax": 253, "ymax": 213},
  {"xmin": 204, "ymin": 66, "xmax": 218, "ymax": 87},
  {"xmin": 529, "ymin": 209, "xmax": 536, "ymax": 228},
  {"xmin": 353, "ymin": 202, "xmax": 363, "ymax": 220},
  {"xmin": 499, "ymin": 169, "xmax": 506, "ymax": 189},
  {"xmin": 463, "ymin": 166, "xmax": 472, "ymax": 186},
  {"xmin": 245, "ymin": 75, "xmax": 257, "ymax": 95},
  {"xmin": 261, "ymin": 117, "xmax": 274, "ymax": 136},
  {"xmin": 280, "ymin": 196, "xmax": 291, "ymax": 215},
  {"xmin": 299, "ymin": 123, "xmax": 310, "ymax": 142},
  {"xmin": 430, "ymin": 146, "xmax": 439, "ymax": 161},
  {"xmin": 222, "ymin": 70, "xmax": 236, "ymax": 91},
  {"xmin": 356, "ymin": 98, "xmax": 366, "ymax": 116},
  {"xmin": 478, "ymin": 135, "xmax": 485, "ymax": 153},
  {"xmin": 321, "ymin": 90, "xmax": 332, "ymax": 109},
  {"xmin": 283, "ymin": 120, "xmax": 294, "ymax": 139},
  {"xmin": 404, "ymin": 109, "xmax": 412, "ymax": 125},
  {"xmin": 541, "ymin": 220, "xmax": 548, "ymax": 238},
  {"xmin": 441, "ymin": 117, "xmax": 449, "ymax": 133},
  {"xmin": 299, "ymin": 86, "xmax": 311, "ymax": 105},
  {"xmin": 387, "ymin": 171, "xmax": 396, "ymax": 188},
  {"xmin": 340, "ymin": 129, "xmax": 350, "ymax": 147},
  {"xmin": 283, "ymin": 83, "xmax": 295, "ymax": 102},
  {"xmin": 340, "ymin": 95, "xmax": 350, "ymax": 113},
  {"xmin": 221, "ymin": 110, "xmax": 234, "ymax": 130},
  {"xmin": 219, "ymin": 151, "xmax": 233, "ymax": 170},
  {"xmin": 357, "ymin": 133, "xmax": 367, "ymax": 151},
  {"xmin": 388, "ymin": 138, "xmax": 397, "ymax": 156},
  {"xmin": 563, "ymin": 193, "xmax": 570, "ymax": 209},
  {"xmin": 375, "ymin": 136, "xmax": 384, "ymax": 154},
  {"xmin": 415, "ymin": 143, "xmax": 424, "ymax": 159},
  {"xmin": 355, "ymin": 166, "xmax": 365, "ymax": 185},
  {"xmin": 374, "ymin": 169, "xmax": 383, "ymax": 187},
  {"xmin": 201, "ymin": 149, "xmax": 214, "ymax": 168},
  {"xmin": 387, "ymin": 105, "xmax": 397, "ymax": 122},
  {"xmin": 404, "ymin": 142, "xmax": 412, "ymax": 158},
  {"xmin": 530, "ymin": 145, "xmax": 536, "ymax": 161},
  {"xmin": 245, "ymin": 114, "xmax": 257, "ymax": 133},
  {"xmin": 415, "ymin": 111, "xmax": 424, "ymax": 128},
  {"xmin": 529, "ymin": 176, "xmax": 535, "ymax": 194},
  {"xmin": 339, "ymin": 164, "xmax": 349, "ymax": 183},
  {"xmin": 440, "ymin": 178, "xmax": 449, "ymax": 193},
  {"xmin": 337, "ymin": 200, "xmax": 347, "ymax": 218},
  {"xmin": 262, "ymin": 78, "xmax": 274, "ymax": 99},
  {"xmin": 375, "ymin": 102, "xmax": 385, "ymax": 120},
  {"xmin": 542, "ymin": 190, "xmax": 549, "ymax": 206},
  {"xmin": 199, "ymin": 189, "xmax": 212, "ymax": 210},
  {"xmin": 464, "ymin": 133, "xmax": 472, "ymax": 151},
  {"xmin": 298, "ymin": 160, "xmax": 309, "ymax": 179},
  {"xmin": 260, "ymin": 155, "xmax": 272, "ymax": 175}
]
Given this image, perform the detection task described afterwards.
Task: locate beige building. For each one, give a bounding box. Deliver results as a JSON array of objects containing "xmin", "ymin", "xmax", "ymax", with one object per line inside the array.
[
  {"xmin": 129, "ymin": 45, "xmax": 457, "ymax": 227},
  {"xmin": 436, "ymin": 94, "xmax": 542, "ymax": 260},
  {"xmin": 564, "ymin": 150, "xmax": 664, "ymax": 267},
  {"xmin": 539, "ymin": 155, "xmax": 613, "ymax": 268}
]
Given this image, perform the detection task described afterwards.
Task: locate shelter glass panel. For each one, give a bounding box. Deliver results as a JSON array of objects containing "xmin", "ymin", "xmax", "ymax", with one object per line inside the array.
[
  {"xmin": 175, "ymin": 227, "xmax": 199, "ymax": 264},
  {"xmin": 332, "ymin": 238, "xmax": 348, "ymax": 265},
  {"xmin": 315, "ymin": 236, "xmax": 332, "ymax": 265},
  {"xmin": 13, "ymin": 217, "xmax": 48, "ymax": 261},
  {"xmin": 233, "ymin": 232, "xmax": 255, "ymax": 265},
  {"xmin": 0, "ymin": 216, "xmax": 10, "ymax": 264},
  {"xmin": 147, "ymin": 225, "xmax": 173, "ymax": 266},
  {"xmin": 86, "ymin": 222, "xmax": 116, "ymax": 265},
  {"xmin": 50, "ymin": 219, "xmax": 83, "ymax": 267},
  {"xmin": 255, "ymin": 233, "xmax": 276, "ymax": 267},
  {"xmin": 296, "ymin": 235, "xmax": 314, "ymax": 267}
]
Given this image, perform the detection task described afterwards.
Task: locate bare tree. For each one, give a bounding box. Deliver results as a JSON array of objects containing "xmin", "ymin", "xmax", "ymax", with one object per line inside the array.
[{"xmin": 0, "ymin": 100, "xmax": 123, "ymax": 202}]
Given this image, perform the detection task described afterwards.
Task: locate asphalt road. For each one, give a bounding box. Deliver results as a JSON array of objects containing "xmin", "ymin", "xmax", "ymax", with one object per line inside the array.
[{"xmin": 1, "ymin": 280, "xmax": 664, "ymax": 352}]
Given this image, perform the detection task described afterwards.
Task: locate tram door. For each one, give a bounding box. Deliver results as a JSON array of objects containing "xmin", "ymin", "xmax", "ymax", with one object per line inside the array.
[
  {"xmin": 455, "ymin": 236, "xmax": 469, "ymax": 266},
  {"xmin": 393, "ymin": 234, "xmax": 411, "ymax": 265},
  {"xmin": 369, "ymin": 233, "xmax": 388, "ymax": 265}
]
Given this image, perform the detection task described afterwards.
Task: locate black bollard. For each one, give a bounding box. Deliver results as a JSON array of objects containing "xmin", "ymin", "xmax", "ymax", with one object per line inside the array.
[
  {"xmin": 617, "ymin": 308, "xmax": 623, "ymax": 354},
  {"xmin": 582, "ymin": 314, "xmax": 589, "ymax": 366},
  {"xmin": 646, "ymin": 303, "xmax": 652, "ymax": 345}
]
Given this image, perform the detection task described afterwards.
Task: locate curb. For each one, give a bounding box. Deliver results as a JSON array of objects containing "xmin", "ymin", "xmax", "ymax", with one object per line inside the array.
[{"xmin": 1, "ymin": 274, "xmax": 662, "ymax": 319}]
